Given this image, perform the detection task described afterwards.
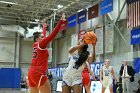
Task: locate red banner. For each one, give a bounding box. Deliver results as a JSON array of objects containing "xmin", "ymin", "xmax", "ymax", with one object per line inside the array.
[{"xmin": 88, "ymin": 4, "xmax": 99, "ymax": 20}]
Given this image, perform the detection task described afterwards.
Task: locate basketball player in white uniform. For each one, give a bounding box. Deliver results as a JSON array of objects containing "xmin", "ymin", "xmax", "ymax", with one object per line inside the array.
[
  {"xmin": 100, "ymin": 59, "xmax": 117, "ymax": 93},
  {"xmin": 62, "ymin": 42, "xmax": 96, "ymax": 93}
]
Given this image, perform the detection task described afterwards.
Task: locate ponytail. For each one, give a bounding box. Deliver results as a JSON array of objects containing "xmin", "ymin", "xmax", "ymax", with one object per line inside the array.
[{"xmin": 74, "ymin": 45, "xmax": 89, "ymax": 69}]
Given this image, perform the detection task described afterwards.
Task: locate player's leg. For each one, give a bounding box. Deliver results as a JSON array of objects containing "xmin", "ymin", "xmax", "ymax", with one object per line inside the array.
[
  {"xmin": 28, "ymin": 74, "xmax": 39, "ymax": 93},
  {"xmin": 109, "ymin": 78, "xmax": 114, "ymax": 93},
  {"xmin": 102, "ymin": 86, "xmax": 106, "ymax": 93},
  {"xmin": 102, "ymin": 80, "xmax": 107, "ymax": 93},
  {"xmin": 72, "ymin": 76, "xmax": 83, "ymax": 93},
  {"xmin": 38, "ymin": 76, "xmax": 51, "ymax": 93},
  {"xmin": 109, "ymin": 85, "xmax": 113, "ymax": 93},
  {"xmin": 82, "ymin": 72, "xmax": 91, "ymax": 93},
  {"xmin": 84, "ymin": 84, "xmax": 91, "ymax": 93},
  {"xmin": 28, "ymin": 79, "xmax": 39, "ymax": 93},
  {"xmin": 30, "ymin": 87, "xmax": 39, "ymax": 93},
  {"xmin": 72, "ymin": 84, "xmax": 82, "ymax": 93},
  {"xmin": 62, "ymin": 81, "xmax": 71, "ymax": 93}
]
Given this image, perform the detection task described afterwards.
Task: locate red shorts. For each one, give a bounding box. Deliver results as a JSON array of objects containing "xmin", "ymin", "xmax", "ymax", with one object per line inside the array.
[
  {"xmin": 28, "ymin": 70, "xmax": 48, "ymax": 87},
  {"xmin": 82, "ymin": 72, "xmax": 90, "ymax": 86}
]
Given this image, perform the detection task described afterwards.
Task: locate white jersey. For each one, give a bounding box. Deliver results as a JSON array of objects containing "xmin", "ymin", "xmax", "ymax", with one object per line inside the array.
[
  {"xmin": 102, "ymin": 66, "xmax": 113, "ymax": 79},
  {"xmin": 62, "ymin": 51, "xmax": 85, "ymax": 86},
  {"xmin": 101, "ymin": 66, "xmax": 113, "ymax": 87}
]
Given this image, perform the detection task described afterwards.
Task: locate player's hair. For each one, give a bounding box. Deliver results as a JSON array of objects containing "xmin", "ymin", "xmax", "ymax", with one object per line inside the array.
[
  {"xmin": 33, "ymin": 32, "xmax": 42, "ymax": 42},
  {"xmin": 74, "ymin": 45, "xmax": 89, "ymax": 69},
  {"xmin": 105, "ymin": 59, "xmax": 110, "ymax": 62}
]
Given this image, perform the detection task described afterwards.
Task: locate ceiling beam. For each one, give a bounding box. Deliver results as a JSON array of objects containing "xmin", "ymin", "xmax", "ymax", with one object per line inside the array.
[
  {"xmin": 0, "ymin": 15, "xmax": 31, "ymax": 20},
  {"xmin": 30, "ymin": 0, "xmax": 53, "ymax": 19},
  {"xmin": 0, "ymin": 17, "xmax": 35, "ymax": 24},
  {"xmin": 2, "ymin": 0, "xmax": 90, "ymax": 7},
  {"xmin": 0, "ymin": 0, "xmax": 88, "ymax": 12},
  {"xmin": 0, "ymin": 7, "xmax": 50, "ymax": 15},
  {"xmin": 0, "ymin": 11, "xmax": 42, "ymax": 17}
]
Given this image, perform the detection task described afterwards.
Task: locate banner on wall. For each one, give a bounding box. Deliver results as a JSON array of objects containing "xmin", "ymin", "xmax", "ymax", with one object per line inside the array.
[
  {"xmin": 88, "ymin": 4, "xmax": 99, "ymax": 20},
  {"xmin": 100, "ymin": 0, "xmax": 113, "ymax": 15},
  {"xmin": 134, "ymin": 58, "xmax": 140, "ymax": 73},
  {"xmin": 90, "ymin": 62, "xmax": 104, "ymax": 79},
  {"xmin": 48, "ymin": 62, "xmax": 104, "ymax": 78},
  {"xmin": 67, "ymin": 14, "xmax": 77, "ymax": 28},
  {"xmin": 77, "ymin": 10, "xmax": 87, "ymax": 24},
  {"xmin": 131, "ymin": 28, "xmax": 140, "ymax": 45},
  {"xmin": 105, "ymin": 24, "xmax": 114, "ymax": 53},
  {"xmin": 59, "ymin": 21, "xmax": 67, "ymax": 31},
  {"xmin": 95, "ymin": 27, "xmax": 103, "ymax": 54},
  {"xmin": 0, "ymin": 68, "xmax": 21, "ymax": 88}
]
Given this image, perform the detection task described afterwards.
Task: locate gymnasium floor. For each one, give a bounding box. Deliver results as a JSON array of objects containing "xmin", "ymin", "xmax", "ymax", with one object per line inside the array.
[{"xmin": 0, "ymin": 89, "xmax": 29, "ymax": 93}]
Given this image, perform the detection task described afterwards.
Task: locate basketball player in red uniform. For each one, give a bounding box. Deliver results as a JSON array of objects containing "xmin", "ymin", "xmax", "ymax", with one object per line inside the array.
[
  {"xmin": 28, "ymin": 13, "xmax": 66, "ymax": 93},
  {"xmin": 82, "ymin": 44, "xmax": 96, "ymax": 93},
  {"xmin": 82, "ymin": 63, "xmax": 96, "ymax": 93}
]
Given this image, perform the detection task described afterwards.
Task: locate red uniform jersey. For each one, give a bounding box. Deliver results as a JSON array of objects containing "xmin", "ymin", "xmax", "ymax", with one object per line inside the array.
[
  {"xmin": 82, "ymin": 67, "xmax": 90, "ymax": 86},
  {"xmin": 28, "ymin": 20, "xmax": 64, "ymax": 87},
  {"xmin": 31, "ymin": 42, "xmax": 49, "ymax": 73},
  {"xmin": 30, "ymin": 20, "xmax": 63, "ymax": 72},
  {"xmin": 83, "ymin": 67, "xmax": 89, "ymax": 73}
]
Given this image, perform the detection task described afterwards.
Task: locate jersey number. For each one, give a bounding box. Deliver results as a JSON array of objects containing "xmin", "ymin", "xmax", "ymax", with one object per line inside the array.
[
  {"xmin": 104, "ymin": 70, "xmax": 110, "ymax": 76},
  {"xmin": 33, "ymin": 47, "xmax": 37, "ymax": 58},
  {"xmin": 73, "ymin": 65, "xmax": 78, "ymax": 69},
  {"xmin": 73, "ymin": 57, "xmax": 78, "ymax": 69}
]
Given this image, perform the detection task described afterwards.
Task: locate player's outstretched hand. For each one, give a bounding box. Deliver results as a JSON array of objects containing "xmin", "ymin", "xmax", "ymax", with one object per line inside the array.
[
  {"xmin": 41, "ymin": 19, "xmax": 48, "ymax": 28},
  {"xmin": 61, "ymin": 12, "xmax": 66, "ymax": 21}
]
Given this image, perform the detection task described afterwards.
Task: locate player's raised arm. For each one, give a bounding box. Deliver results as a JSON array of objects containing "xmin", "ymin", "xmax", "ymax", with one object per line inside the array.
[
  {"xmin": 39, "ymin": 13, "xmax": 66, "ymax": 49},
  {"xmin": 69, "ymin": 42, "xmax": 85, "ymax": 54},
  {"xmin": 41, "ymin": 19, "xmax": 48, "ymax": 36},
  {"xmin": 86, "ymin": 62, "xmax": 96, "ymax": 80}
]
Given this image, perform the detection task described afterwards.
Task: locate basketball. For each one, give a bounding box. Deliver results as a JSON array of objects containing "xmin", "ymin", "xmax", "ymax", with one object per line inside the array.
[{"xmin": 83, "ymin": 31, "xmax": 97, "ymax": 44}]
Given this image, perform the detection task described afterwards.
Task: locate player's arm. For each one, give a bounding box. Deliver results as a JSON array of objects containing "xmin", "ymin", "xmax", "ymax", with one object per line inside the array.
[
  {"xmin": 69, "ymin": 43, "xmax": 85, "ymax": 54},
  {"xmin": 39, "ymin": 13, "xmax": 66, "ymax": 49},
  {"xmin": 111, "ymin": 67, "xmax": 117, "ymax": 84},
  {"xmin": 87, "ymin": 45, "xmax": 96, "ymax": 63},
  {"xmin": 41, "ymin": 19, "xmax": 48, "ymax": 36},
  {"xmin": 86, "ymin": 62, "xmax": 96, "ymax": 81},
  {"xmin": 100, "ymin": 67, "xmax": 103, "ymax": 84}
]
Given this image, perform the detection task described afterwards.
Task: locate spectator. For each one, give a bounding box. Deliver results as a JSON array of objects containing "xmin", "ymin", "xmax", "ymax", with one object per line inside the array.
[{"xmin": 119, "ymin": 60, "xmax": 135, "ymax": 93}]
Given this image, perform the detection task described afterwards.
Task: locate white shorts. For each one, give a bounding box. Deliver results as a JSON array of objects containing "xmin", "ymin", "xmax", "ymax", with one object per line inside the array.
[
  {"xmin": 102, "ymin": 78, "xmax": 113, "ymax": 88},
  {"xmin": 62, "ymin": 74, "xmax": 82, "ymax": 87}
]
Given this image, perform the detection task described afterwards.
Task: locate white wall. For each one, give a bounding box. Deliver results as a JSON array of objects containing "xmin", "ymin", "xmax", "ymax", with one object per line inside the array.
[
  {"xmin": 109, "ymin": 0, "xmax": 126, "ymax": 20},
  {"xmin": 0, "ymin": 30, "xmax": 33, "ymax": 77},
  {"xmin": 19, "ymin": 39, "xmax": 33, "ymax": 77},
  {"xmin": 56, "ymin": 27, "xmax": 75, "ymax": 65},
  {"xmin": 80, "ymin": 20, "xmax": 91, "ymax": 30},
  {"xmin": 20, "ymin": 40, "xmax": 33, "ymax": 64},
  {"xmin": 0, "ymin": 31, "xmax": 15, "ymax": 67}
]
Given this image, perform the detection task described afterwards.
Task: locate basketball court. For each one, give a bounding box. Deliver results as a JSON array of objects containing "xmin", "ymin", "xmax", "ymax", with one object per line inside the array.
[{"xmin": 0, "ymin": 0, "xmax": 140, "ymax": 93}]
